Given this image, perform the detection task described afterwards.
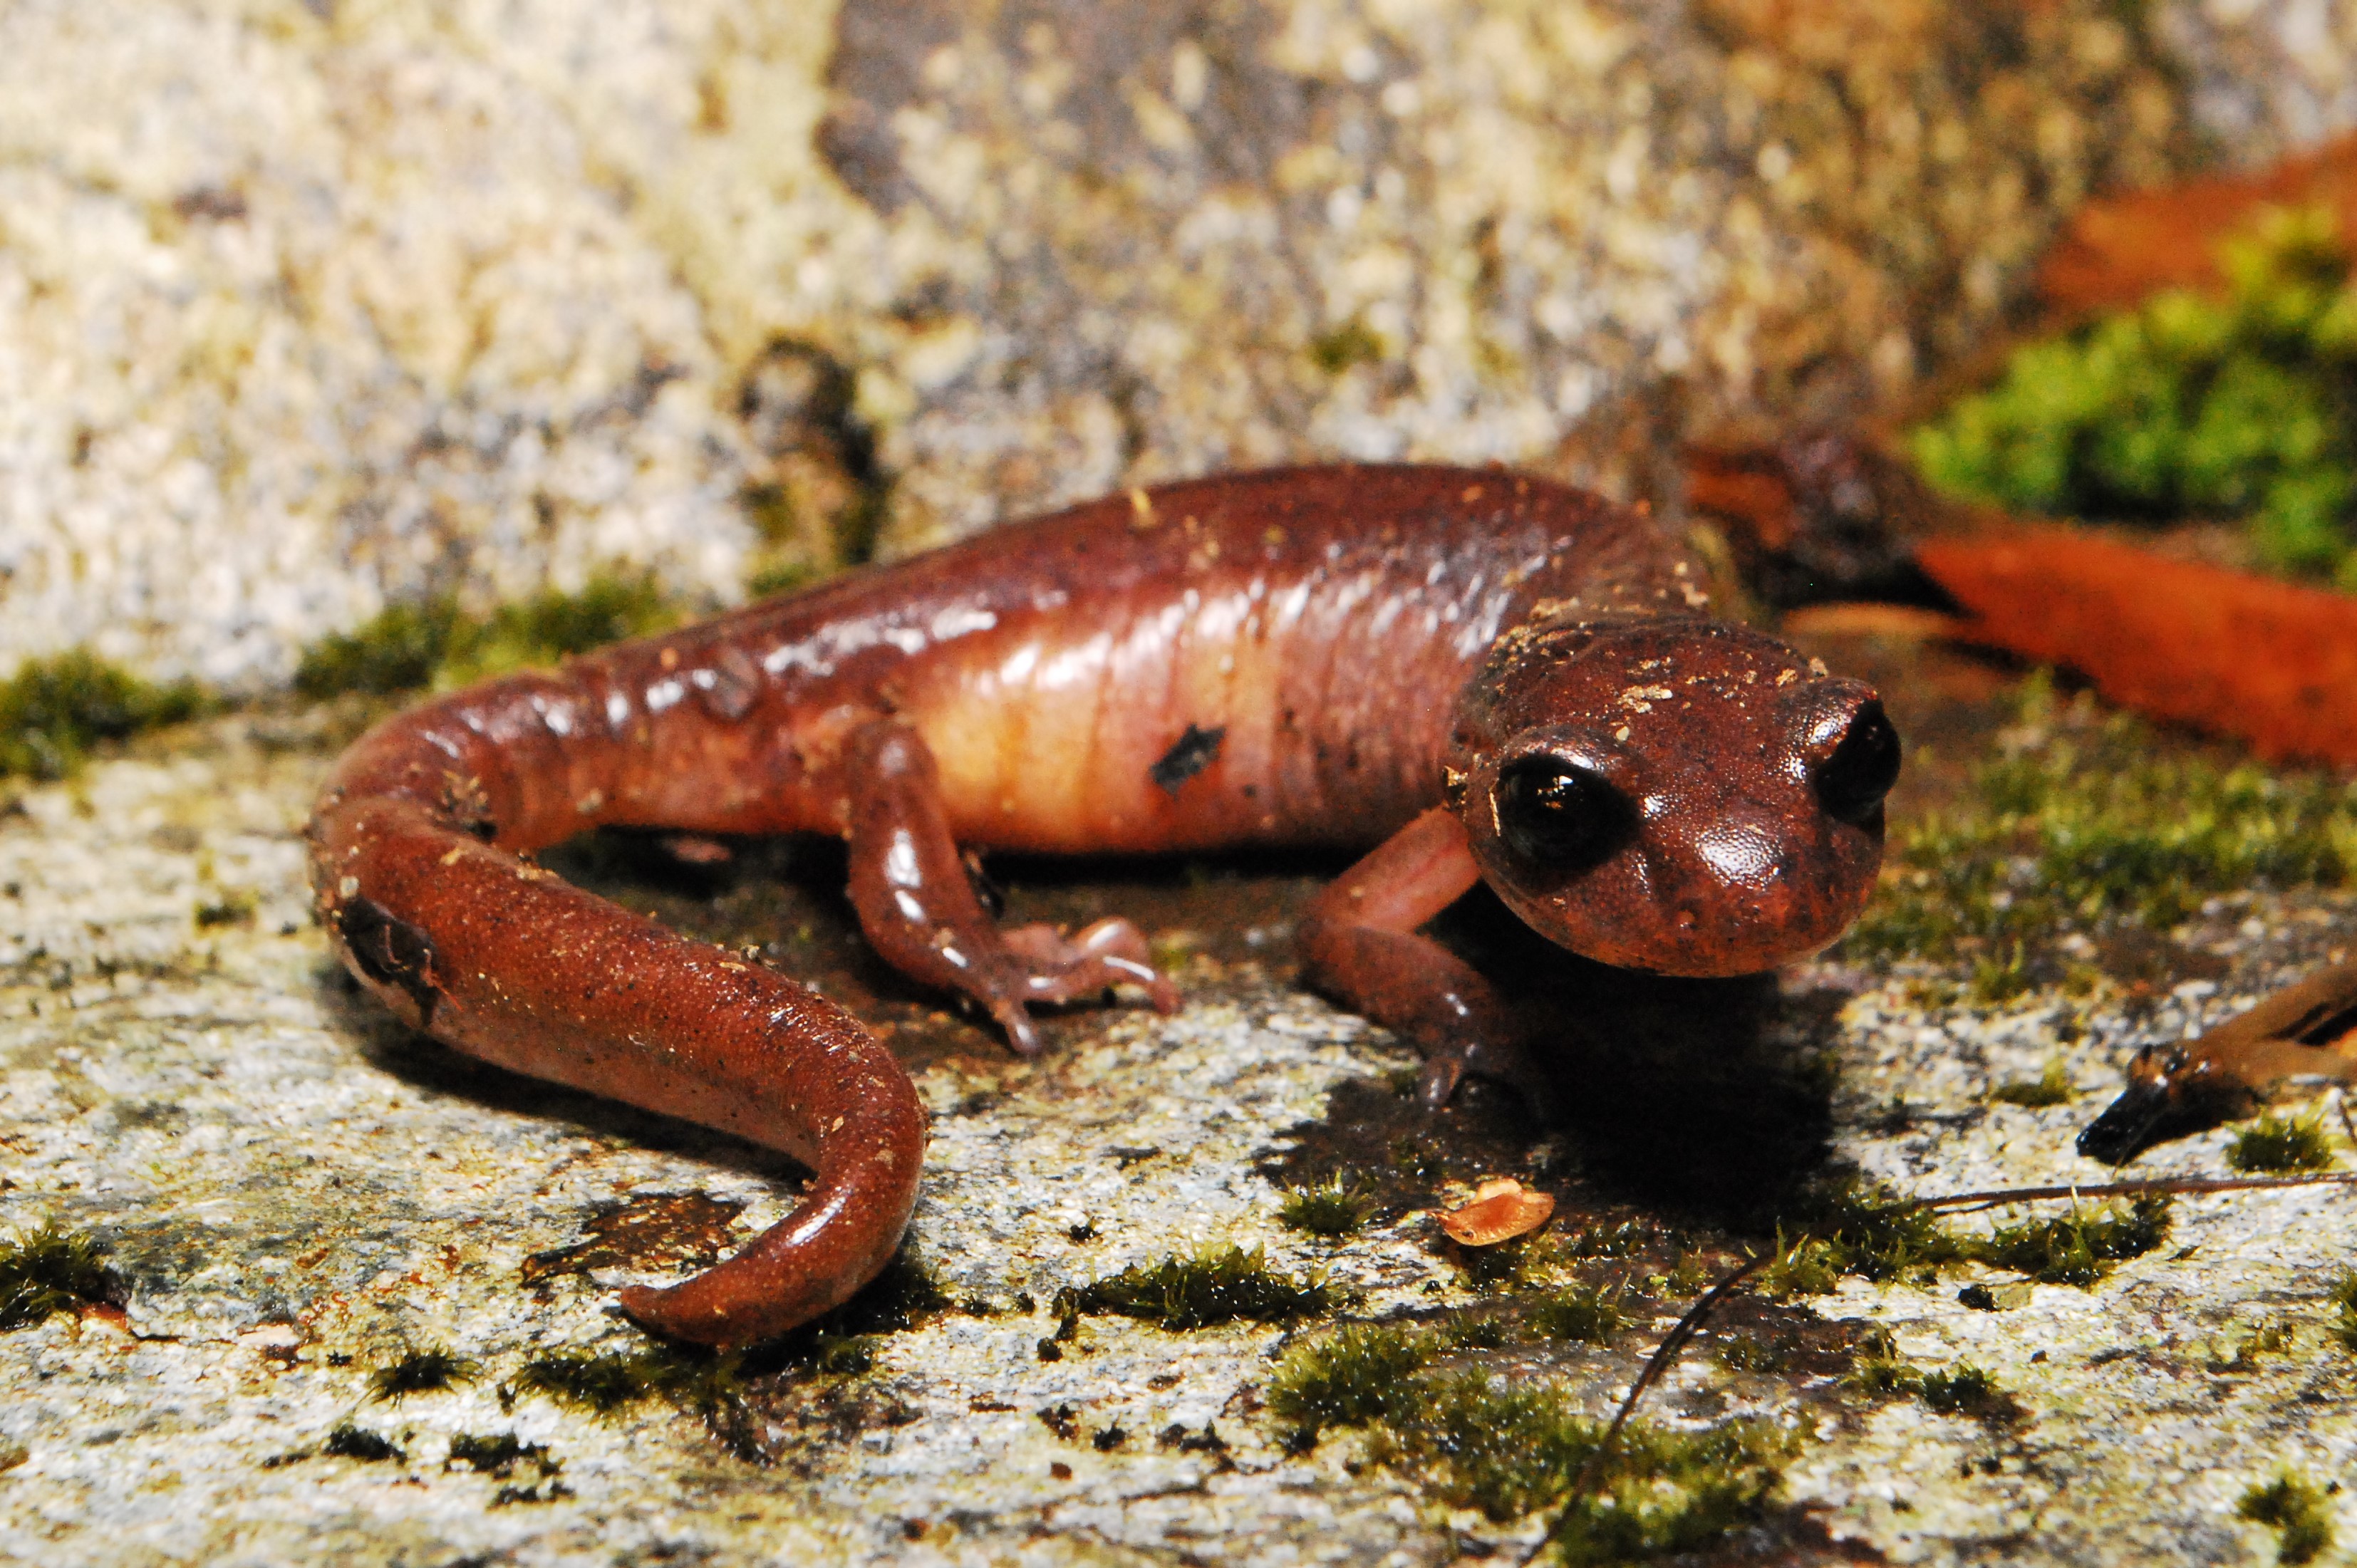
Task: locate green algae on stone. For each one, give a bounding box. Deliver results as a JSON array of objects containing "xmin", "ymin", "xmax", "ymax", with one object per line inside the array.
[
  {"xmin": 2229, "ymin": 1111, "xmax": 2337, "ymax": 1173},
  {"xmin": 2239, "ymin": 1472, "xmax": 2336, "ymax": 1566},
  {"xmin": 1065, "ymin": 1245, "xmax": 1332, "ymax": 1331},
  {"xmin": 0, "ymin": 651, "xmax": 204, "ymax": 782},
  {"xmin": 1845, "ymin": 676, "xmax": 2357, "ymax": 970},
  {"xmin": 1914, "ymin": 204, "xmax": 2357, "ymax": 586},
  {"xmin": 294, "ymin": 573, "xmax": 681, "ymax": 700},
  {"xmin": 0, "ymin": 1221, "xmax": 116, "ymax": 1329}
]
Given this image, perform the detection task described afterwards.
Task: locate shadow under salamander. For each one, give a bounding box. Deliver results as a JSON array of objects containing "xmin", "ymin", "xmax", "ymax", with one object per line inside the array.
[{"xmin": 1433, "ymin": 887, "xmax": 1843, "ymax": 1225}]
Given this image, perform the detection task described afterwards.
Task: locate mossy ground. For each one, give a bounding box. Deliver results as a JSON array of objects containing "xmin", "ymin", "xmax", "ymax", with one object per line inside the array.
[
  {"xmin": 0, "ymin": 652, "xmax": 204, "ymax": 781},
  {"xmin": 1064, "ymin": 1245, "xmax": 1333, "ymax": 1330},
  {"xmin": 1914, "ymin": 204, "xmax": 2357, "ymax": 586},
  {"xmin": 294, "ymin": 574, "xmax": 682, "ymax": 699},
  {"xmin": 1267, "ymin": 1319, "xmax": 1797, "ymax": 1564},
  {"xmin": 1842, "ymin": 673, "xmax": 2357, "ymax": 975}
]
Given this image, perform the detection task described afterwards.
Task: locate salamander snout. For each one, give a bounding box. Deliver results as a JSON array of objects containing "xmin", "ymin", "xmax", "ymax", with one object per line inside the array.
[{"xmin": 1452, "ymin": 621, "xmax": 1897, "ymax": 977}]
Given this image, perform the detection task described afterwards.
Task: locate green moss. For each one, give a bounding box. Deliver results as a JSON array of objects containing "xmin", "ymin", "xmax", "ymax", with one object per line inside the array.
[
  {"xmin": 319, "ymin": 1423, "xmax": 405, "ymax": 1463},
  {"xmin": 446, "ymin": 1431, "xmax": 557, "ymax": 1477},
  {"xmin": 2229, "ymin": 1111, "xmax": 2336, "ymax": 1173},
  {"xmin": 0, "ymin": 1221, "xmax": 115, "ymax": 1329},
  {"xmin": 1277, "ymin": 1176, "xmax": 1369, "ymax": 1239},
  {"xmin": 1715, "ymin": 1334, "xmax": 1786, "ymax": 1374},
  {"xmin": 1788, "ymin": 1178, "xmax": 1974, "ymax": 1287},
  {"xmin": 1989, "ymin": 1062, "xmax": 2076, "ymax": 1108},
  {"xmin": 1844, "ymin": 675, "xmax": 2357, "ymax": 970},
  {"xmin": 1268, "ymin": 1324, "xmax": 1796, "ymax": 1561},
  {"xmin": 0, "ymin": 651, "xmax": 204, "ymax": 781},
  {"xmin": 1065, "ymin": 1245, "xmax": 1333, "ymax": 1331},
  {"xmin": 1976, "ymin": 1197, "xmax": 2171, "ymax": 1286},
  {"xmin": 1566, "ymin": 1220, "xmax": 1650, "ymax": 1259},
  {"xmin": 1267, "ymin": 1322, "xmax": 1431, "ymax": 1440},
  {"xmin": 292, "ymin": 598, "xmax": 461, "ymax": 697},
  {"xmin": 193, "ymin": 888, "xmax": 259, "ymax": 930},
  {"xmin": 1850, "ymin": 1358, "xmax": 2018, "ymax": 1423},
  {"xmin": 2240, "ymin": 1473, "xmax": 2336, "ymax": 1566},
  {"xmin": 366, "ymin": 1345, "xmax": 480, "ymax": 1402},
  {"xmin": 512, "ymin": 1346, "xmax": 735, "ymax": 1417},
  {"xmin": 1914, "ymin": 204, "xmax": 2357, "ymax": 586},
  {"xmin": 1525, "ymin": 1283, "xmax": 1630, "ymax": 1345},
  {"xmin": 1309, "ymin": 318, "xmax": 1386, "ymax": 374},
  {"xmin": 293, "ymin": 574, "xmax": 681, "ymax": 700},
  {"xmin": 1916, "ymin": 1363, "xmax": 2015, "ymax": 1421},
  {"xmin": 2325, "ymin": 1272, "xmax": 2357, "ymax": 1352}
]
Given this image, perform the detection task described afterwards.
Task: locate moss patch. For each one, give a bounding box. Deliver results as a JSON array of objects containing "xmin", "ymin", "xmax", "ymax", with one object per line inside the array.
[
  {"xmin": 1914, "ymin": 204, "xmax": 2357, "ymax": 586},
  {"xmin": 0, "ymin": 1222, "xmax": 115, "ymax": 1329},
  {"xmin": 319, "ymin": 1423, "xmax": 405, "ymax": 1463},
  {"xmin": 445, "ymin": 1431, "xmax": 558, "ymax": 1478},
  {"xmin": 0, "ymin": 651, "xmax": 204, "ymax": 781},
  {"xmin": 1064, "ymin": 1245, "xmax": 1333, "ymax": 1331},
  {"xmin": 1269, "ymin": 1324, "xmax": 1794, "ymax": 1563},
  {"xmin": 1277, "ymin": 1176, "xmax": 1369, "ymax": 1239},
  {"xmin": 2239, "ymin": 1473, "xmax": 2336, "ymax": 1566},
  {"xmin": 1989, "ymin": 1063, "xmax": 2075, "ymax": 1108},
  {"xmin": 1843, "ymin": 675, "xmax": 2357, "ymax": 971},
  {"xmin": 2229, "ymin": 1111, "xmax": 2337, "ymax": 1173},
  {"xmin": 366, "ymin": 1345, "xmax": 481, "ymax": 1402},
  {"xmin": 294, "ymin": 574, "xmax": 680, "ymax": 699}
]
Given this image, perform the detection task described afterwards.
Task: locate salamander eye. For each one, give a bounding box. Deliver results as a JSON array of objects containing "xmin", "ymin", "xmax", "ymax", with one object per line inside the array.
[
  {"xmin": 1494, "ymin": 757, "xmax": 1631, "ymax": 869},
  {"xmin": 1814, "ymin": 700, "xmax": 1901, "ymax": 825}
]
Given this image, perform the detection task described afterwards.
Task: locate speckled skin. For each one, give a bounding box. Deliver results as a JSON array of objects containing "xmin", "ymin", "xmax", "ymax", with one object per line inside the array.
[{"xmin": 308, "ymin": 464, "xmax": 1894, "ymax": 1347}]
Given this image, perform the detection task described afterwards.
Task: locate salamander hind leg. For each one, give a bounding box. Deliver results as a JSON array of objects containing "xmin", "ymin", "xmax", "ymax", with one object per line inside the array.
[
  {"xmin": 1298, "ymin": 807, "xmax": 1555, "ymax": 1113},
  {"xmin": 843, "ymin": 719, "xmax": 1179, "ymax": 1054}
]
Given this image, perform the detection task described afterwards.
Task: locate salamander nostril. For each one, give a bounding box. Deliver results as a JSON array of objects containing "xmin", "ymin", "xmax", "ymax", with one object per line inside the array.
[
  {"xmin": 1814, "ymin": 700, "xmax": 1902, "ymax": 825},
  {"xmin": 1495, "ymin": 756, "xmax": 1632, "ymax": 870}
]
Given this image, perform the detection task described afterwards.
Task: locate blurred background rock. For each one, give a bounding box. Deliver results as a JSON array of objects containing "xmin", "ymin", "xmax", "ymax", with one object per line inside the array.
[{"xmin": 1, "ymin": 0, "xmax": 2351, "ymax": 687}]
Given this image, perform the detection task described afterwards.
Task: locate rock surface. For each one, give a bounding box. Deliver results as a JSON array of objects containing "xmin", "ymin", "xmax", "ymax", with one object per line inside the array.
[
  {"xmin": 10, "ymin": 5, "xmax": 2357, "ymax": 1564},
  {"xmin": 1, "ymin": 0, "xmax": 2322, "ymax": 687},
  {"xmin": 4, "ymin": 646, "xmax": 2357, "ymax": 1565}
]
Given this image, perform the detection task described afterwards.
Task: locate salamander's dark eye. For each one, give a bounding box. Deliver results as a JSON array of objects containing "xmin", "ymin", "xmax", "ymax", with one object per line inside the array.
[
  {"xmin": 1815, "ymin": 700, "xmax": 1901, "ymax": 824},
  {"xmin": 1495, "ymin": 757, "xmax": 1630, "ymax": 868}
]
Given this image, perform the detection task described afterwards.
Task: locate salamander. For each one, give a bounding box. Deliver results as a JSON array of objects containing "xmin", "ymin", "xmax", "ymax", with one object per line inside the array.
[{"xmin": 308, "ymin": 464, "xmax": 1900, "ymax": 1348}]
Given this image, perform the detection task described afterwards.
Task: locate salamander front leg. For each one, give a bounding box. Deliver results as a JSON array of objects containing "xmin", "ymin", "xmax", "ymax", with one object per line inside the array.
[
  {"xmin": 1299, "ymin": 806, "xmax": 1550, "ymax": 1112},
  {"xmin": 843, "ymin": 720, "xmax": 1179, "ymax": 1054}
]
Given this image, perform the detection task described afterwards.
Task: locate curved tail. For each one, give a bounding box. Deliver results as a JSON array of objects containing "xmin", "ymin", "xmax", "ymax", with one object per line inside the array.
[{"xmin": 308, "ymin": 673, "xmax": 926, "ymax": 1350}]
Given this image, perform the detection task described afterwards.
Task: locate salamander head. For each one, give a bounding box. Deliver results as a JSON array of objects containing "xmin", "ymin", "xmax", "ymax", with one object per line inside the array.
[{"xmin": 1446, "ymin": 615, "xmax": 1896, "ymax": 977}]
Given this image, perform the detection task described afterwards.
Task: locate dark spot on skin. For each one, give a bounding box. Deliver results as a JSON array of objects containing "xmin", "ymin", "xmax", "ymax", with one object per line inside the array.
[
  {"xmin": 336, "ymin": 895, "xmax": 444, "ymax": 1027},
  {"xmin": 1150, "ymin": 724, "xmax": 1226, "ymax": 794}
]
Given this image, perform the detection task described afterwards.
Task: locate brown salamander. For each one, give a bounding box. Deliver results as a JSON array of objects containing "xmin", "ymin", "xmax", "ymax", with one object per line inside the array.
[{"xmin": 308, "ymin": 464, "xmax": 1900, "ymax": 1348}]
